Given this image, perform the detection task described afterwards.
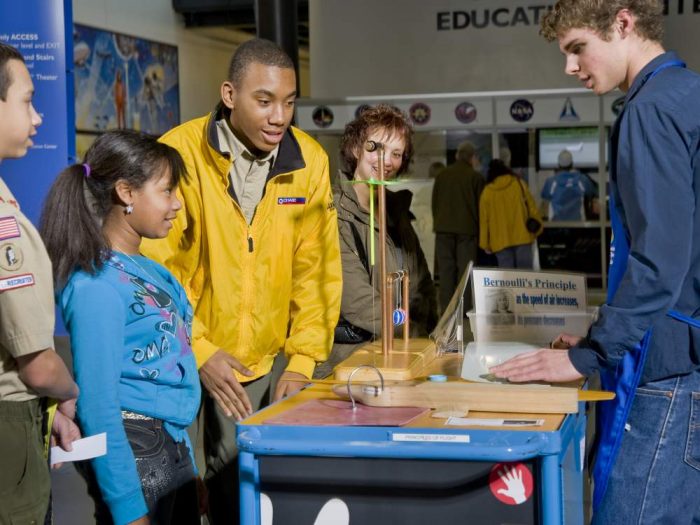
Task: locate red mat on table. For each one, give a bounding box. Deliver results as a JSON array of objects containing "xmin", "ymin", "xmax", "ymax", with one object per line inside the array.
[{"xmin": 263, "ymin": 399, "xmax": 428, "ymax": 427}]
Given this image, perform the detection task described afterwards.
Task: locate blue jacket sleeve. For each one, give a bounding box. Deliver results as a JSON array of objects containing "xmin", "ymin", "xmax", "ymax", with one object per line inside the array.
[
  {"xmin": 580, "ymin": 174, "xmax": 596, "ymax": 198},
  {"xmin": 61, "ymin": 278, "xmax": 148, "ymax": 525},
  {"xmin": 541, "ymin": 177, "xmax": 553, "ymax": 200},
  {"xmin": 570, "ymin": 102, "xmax": 695, "ymax": 374}
]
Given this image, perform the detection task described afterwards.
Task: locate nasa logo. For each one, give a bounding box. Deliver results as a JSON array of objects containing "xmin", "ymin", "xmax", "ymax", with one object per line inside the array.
[
  {"xmin": 510, "ymin": 99, "xmax": 534, "ymax": 122},
  {"xmin": 312, "ymin": 106, "xmax": 334, "ymax": 128},
  {"xmin": 455, "ymin": 101, "xmax": 477, "ymax": 124},
  {"xmin": 409, "ymin": 102, "xmax": 431, "ymax": 125}
]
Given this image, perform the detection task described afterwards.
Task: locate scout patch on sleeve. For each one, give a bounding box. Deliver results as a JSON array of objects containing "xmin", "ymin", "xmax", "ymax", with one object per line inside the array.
[
  {"xmin": 0, "ymin": 216, "xmax": 21, "ymax": 241},
  {"xmin": 0, "ymin": 242, "xmax": 23, "ymax": 271},
  {"xmin": 0, "ymin": 273, "xmax": 35, "ymax": 292}
]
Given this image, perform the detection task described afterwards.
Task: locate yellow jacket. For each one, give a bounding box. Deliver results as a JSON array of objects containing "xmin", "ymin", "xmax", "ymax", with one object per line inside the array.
[
  {"xmin": 141, "ymin": 108, "xmax": 342, "ymax": 381},
  {"xmin": 479, "ymin": 174, "xmax": 542, "ymax": 254}
]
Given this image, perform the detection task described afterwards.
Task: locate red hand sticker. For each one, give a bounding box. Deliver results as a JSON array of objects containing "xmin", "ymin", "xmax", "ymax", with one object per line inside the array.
[{"xmin": 489, "ymin": 462, "xmax": 534, "ymax": 505}]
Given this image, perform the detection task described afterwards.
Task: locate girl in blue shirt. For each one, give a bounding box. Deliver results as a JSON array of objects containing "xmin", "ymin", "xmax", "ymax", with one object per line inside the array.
[{"xmin": 40, "ymin": 130, "xmax": 201, "ymax": 525}]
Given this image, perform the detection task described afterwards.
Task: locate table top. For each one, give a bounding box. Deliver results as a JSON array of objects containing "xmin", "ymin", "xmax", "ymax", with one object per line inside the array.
[{"xmin": 243, "ymin": 384, "xmax": 566, "ymax": 433}]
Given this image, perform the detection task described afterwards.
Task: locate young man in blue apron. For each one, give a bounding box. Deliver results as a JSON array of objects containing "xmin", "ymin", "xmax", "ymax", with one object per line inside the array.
[{"xmin": 491, "ymin": 1, "xmax": 700, "ymax": 522}]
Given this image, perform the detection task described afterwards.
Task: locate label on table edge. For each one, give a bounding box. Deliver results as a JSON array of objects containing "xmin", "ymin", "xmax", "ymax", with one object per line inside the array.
[{"xmin": 391, "ymin": 433, "xmax": 470, "ymax": 443}]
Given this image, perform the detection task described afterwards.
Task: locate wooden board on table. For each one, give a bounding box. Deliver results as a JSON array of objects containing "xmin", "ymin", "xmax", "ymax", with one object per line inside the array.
[
  {"xmin": 333, "ymin": 338, "xmax": 436, "ymax": 381},
  {"xmin": 334, "ymin": 380, "xmax": 580, "ymax": 414}
]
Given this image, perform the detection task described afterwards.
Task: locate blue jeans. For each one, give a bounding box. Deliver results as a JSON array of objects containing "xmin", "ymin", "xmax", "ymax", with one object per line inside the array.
[
  {"xmin": 593, "ymin": 370, "xmax": 700, "ymax": 524},
  {"xmin": 494, "ymin": 243, "xmax": 533, "ymax": 269},
  {"xmin": 78, "ymin": 416, "xmax": 199, "ymax": 524}
]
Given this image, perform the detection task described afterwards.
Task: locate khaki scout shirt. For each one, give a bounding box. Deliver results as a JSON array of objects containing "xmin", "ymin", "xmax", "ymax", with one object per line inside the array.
[
  {"xmin": 0, "ymin": 178, "xmax": 55, "ymax": 401},
  {"xmin": 216, "ymin": 119, "xmax": 278, "ymax": 225}
]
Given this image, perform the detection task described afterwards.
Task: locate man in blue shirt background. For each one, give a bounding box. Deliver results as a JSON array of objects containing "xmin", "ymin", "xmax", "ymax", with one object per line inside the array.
[
  {"xmin": 491, "ymin": 1, "xmax": 700, "ymax": 522},
  {"xmin": 541, "ymin": 150, "xmax": 596, "ymax": 221}
]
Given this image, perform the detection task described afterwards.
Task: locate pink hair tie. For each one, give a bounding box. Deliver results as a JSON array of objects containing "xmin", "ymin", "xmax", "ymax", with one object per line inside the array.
[{"xmin": 83, "ymin": 163, "xmax": 91, "ymax": 178}]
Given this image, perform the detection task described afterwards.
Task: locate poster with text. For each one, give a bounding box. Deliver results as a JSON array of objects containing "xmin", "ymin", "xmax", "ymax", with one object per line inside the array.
[
  {"xmin": 0, "ymin": 0, "xmax": 74, "ymax": 225},
  {"xmin": 470, "ymin": 268, "xmax": 592, "ymax": 343}
]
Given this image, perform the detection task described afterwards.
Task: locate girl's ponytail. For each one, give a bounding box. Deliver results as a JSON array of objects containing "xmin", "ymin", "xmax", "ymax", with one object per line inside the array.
[{"xmin": 40, "ymin": 163, "xmax": 107, "ymax": 287}]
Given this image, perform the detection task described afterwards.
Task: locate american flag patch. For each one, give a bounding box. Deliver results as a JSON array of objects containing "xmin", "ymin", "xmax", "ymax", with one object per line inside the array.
[
  {"xmin": 0, "ymin": 273, "xmax": 34, "ymax": 292},
  {"xmin": 0, "ymin": 216, "xmax": 20, "ymax": 240},
  {"xmin": 277, "ymin": 197, "xmax": 306, "ymax": 205}
]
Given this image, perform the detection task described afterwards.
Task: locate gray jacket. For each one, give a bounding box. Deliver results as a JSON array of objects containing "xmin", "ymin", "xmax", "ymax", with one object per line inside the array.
[
  {"xmin": 314, "ymin": 178, "xmax": 437, "ymax": 378},
  {"xmin": 432, "ymin": 159, "xmax": 484, "ymax": 235}
]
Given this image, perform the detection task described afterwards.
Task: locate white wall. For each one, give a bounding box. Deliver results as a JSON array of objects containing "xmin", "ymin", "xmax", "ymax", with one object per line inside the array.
[{"xmin": 310, "ymin": 0, "xmax": 700, "ymax": 98}]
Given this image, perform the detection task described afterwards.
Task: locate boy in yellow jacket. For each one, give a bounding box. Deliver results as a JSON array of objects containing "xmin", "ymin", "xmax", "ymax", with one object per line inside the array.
[{"xmin": 141, "ymin": 38, "xmax": 341, "ymax": 524}]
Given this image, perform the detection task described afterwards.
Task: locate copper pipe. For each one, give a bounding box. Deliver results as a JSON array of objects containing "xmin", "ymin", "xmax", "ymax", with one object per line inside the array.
[
  {"xmin": 403, "ymin": 270, "xmax": 410, "ymax": 346},
  {"xmin": 384, "ymin": 279, "xmax": 393, "ymax": 354},
  {"xmin": 375, "ymin": 145, "xmax": 391, "ymax": 357}
]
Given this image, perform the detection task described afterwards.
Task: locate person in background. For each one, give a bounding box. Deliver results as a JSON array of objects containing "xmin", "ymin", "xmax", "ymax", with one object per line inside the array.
[
  {"xmin": 432, "ymin": 141, "xmax": 484, "ymax": 313},
  {"xmin": 315, "ymin": 105, "xmax": 437, "ymax": 379},
  {"xmin": 426, "ymin": 161, "xmax": 445, "ymax": 281},
  {"xmin": 0, "ymin": 41, "xmax": 80, "ymax": 525},
  {"xmin": 428, "ymin": 161, "xmax": 445, "ymax": 179},
  {"xmin": 140, "ymin": 38, "xmax": 342, "ymax": 524},
  {"xmin": 541, "ymin": 149, "xmax": 596, "ymax": 221},
  {"xmin": 41, "ymin": 130, "xmax": 201, "ymax": 525},
  {"xmin": 479, "ymin": 159, "xmax": 542, "ymax": 269},
  {"xmin": 492, "ymin": 1, "xmax": 700, "ymax": 522},
  {"xmin": 499, "ymin": 146, "xmax": 512, "ymax": 168}
]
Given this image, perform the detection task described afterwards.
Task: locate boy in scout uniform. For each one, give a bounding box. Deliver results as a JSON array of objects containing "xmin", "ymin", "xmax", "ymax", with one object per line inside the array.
[{"xmin": 0, "ymin": 42, "xmax": 80, "ymax": 524}]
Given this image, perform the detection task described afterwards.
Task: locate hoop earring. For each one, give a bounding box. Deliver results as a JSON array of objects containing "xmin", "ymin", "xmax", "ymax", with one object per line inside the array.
[{"xmin": 125, "ymin": 203, "xmax": 134, "ymax": 215}]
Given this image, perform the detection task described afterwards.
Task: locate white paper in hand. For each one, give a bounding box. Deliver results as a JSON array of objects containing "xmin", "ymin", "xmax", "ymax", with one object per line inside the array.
[{"xmin": 50, "ymin": 432, "xmax": 107, "ymax": 465}]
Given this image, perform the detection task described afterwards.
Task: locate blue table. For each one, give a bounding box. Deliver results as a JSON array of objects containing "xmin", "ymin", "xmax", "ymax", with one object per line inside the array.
[{"xmin": 238, "ymin": 384, "xmax": 587, "ymax": 524}]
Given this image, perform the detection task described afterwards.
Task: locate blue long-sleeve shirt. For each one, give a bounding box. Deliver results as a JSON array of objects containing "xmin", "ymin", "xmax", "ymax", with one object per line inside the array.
[
  {"xmin": 541, "ymin": 170, "xmax": 596, "ymax": 221},
  {"xmin": 60, "ymin": 253, "xmax": 201, "ymax": 525},
  {"xmin": 570, "ymin": 52, "xmax": 700, "ymax": 384}
]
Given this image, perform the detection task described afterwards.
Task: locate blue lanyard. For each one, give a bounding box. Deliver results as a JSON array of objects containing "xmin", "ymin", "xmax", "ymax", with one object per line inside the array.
[
  {"xmin": 647, "ymin": 59, "xmax": 686, "ymax": 81},
  {"xmin": 622, "ymin": 59, "xmax": 686, "ymax": 108},
  {"xmin": 634, "ymin": 59, "xmax": 687, "ymax": 99},
  {"xmin": 668, "ymin": 309, "xmax": 700, "ymax": 329}
]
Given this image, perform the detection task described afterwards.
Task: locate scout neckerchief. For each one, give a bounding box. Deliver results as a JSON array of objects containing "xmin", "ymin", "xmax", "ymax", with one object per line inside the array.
[{"xmin": 592, "ymin": 58, "xmax": 686, "ymax": 509}]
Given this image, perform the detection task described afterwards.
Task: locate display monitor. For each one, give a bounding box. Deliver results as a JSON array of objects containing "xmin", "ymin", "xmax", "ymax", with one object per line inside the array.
[{"xmin": 536, "ymin": 127, "xmax": 607, "ymax": 170}]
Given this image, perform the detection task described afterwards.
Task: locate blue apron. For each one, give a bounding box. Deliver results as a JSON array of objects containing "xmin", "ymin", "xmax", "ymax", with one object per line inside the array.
[{"xmin": 592, "ymin": 59, "xmax": 688, "ymax": 510}]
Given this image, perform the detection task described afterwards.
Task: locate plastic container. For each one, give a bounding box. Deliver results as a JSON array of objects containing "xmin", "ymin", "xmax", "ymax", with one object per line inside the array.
[{"xmin": 466, "ymin": 307, "xmax": 598, "ymax": 344}]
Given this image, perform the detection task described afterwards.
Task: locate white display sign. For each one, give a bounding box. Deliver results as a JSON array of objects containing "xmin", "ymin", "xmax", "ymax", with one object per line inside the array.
[{"xmin": 470, "ymin": 268, "xmax": 591, "ymax": 343}]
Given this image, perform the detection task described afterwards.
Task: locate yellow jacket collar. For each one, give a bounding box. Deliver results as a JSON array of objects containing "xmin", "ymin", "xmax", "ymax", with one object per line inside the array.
[{"xmin": 205, "ymin": 103, "xmax": 306, "ymax": 185}]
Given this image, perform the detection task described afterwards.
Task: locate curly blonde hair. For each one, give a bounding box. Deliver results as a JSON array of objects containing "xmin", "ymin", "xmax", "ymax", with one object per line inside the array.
[{"xmin": 540, "ymin": 0, "xmax": 664, "ymax": 42}]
